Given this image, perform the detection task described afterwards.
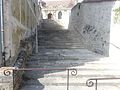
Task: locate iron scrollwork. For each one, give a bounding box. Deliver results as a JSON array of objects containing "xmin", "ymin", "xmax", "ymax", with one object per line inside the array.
[
  {"xmin": 86, "ymin": 79, "xmax": 94, "ymax": 87},
  {"xmin": 70, "ymin": 69, "xmax": 77, "ymax": 76},
  {"xmin": 4, "ymin": 69, "xmax": 12, "ymax": 76}
]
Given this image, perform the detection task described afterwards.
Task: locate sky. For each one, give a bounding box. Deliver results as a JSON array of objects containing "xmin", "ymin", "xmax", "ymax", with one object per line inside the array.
[{"xmin": 39, "ymin": 0, "xmax": 64, "ymax": 1}]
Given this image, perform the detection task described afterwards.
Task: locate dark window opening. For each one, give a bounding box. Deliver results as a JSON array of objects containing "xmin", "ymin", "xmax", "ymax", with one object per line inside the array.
[{"xmin": 58, "ymin": 11, "xmax": 62, "ymax": 19}]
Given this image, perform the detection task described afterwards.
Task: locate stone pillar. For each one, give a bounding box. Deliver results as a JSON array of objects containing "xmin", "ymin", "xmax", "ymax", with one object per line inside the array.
[{"xmin": 0, "ymin": 67, "xmax": 14, "ymax": 90}]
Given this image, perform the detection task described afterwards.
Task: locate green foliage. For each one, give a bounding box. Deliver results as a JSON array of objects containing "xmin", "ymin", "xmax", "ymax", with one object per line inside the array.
[{"xmin": 114, "ymin": 7, "xmax": 120, "ymax": 24}]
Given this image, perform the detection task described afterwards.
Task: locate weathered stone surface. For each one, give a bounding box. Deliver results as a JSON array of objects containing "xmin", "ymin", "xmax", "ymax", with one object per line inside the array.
[
  {"xmin": 2, "ymin": 0, "xmax": 42, "ymax": 65},
  {"xmin": 69, "ymin": 1, "xmax": 120, "ymax": 56},
  {"xmin": 19, "ymin": 19, "xmax": 120, "ymax": 90},
  {"xmin": 0, "ymin": 0, "xmax": 42, "ymax": 89}
]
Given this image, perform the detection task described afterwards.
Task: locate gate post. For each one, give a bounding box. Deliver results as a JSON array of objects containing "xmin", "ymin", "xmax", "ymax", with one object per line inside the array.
[{"xmin": 0, "ymin": 67, "xmax": 15, "ymax": 90}]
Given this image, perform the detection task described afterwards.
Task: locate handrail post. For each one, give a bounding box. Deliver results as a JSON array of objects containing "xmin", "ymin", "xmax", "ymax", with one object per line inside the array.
[
  {"xmin": 35, "ymin": 25, "xmax": 38, "ymax": 53},
  {"xmin": 67, "ymin": 69, "xmax": 69, "ymax": 90},
  {"xmin": 95, "ymin": 79, "xmax": 97, "ymax": 90}
]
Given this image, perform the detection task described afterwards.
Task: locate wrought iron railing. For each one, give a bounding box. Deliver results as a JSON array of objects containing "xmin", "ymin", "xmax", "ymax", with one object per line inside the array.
[
  {"xmin": 86, "ymin": 77, "xmax": 120, "ymax": 90},
  {"xmin": 3, "ymin": 68, "xmax": 77, "ymax": 90},
  {"xmin": 2, "ymin": 68, "xmax": 120, "ymax": 90}
]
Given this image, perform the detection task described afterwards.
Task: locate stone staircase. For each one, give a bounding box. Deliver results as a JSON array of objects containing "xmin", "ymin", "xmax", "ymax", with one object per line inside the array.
[
  {"xmin": 19, "ymin": 20, "xmax": 120, "ymax": 90},
  {"xmin": 38, "ymin": 29, "xmax": 85, "ymax": 49}
]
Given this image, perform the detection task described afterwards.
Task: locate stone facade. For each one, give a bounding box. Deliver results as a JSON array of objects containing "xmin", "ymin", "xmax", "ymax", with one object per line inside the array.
[
  {"xmin": 41, "ymin": 0, "xmax": 76, "ymax": 28},
  {"xmin": 69, "ymin": 1, "xmax": 120, "ymax": 56},
  {"xmin": 0, "ymin": 0, "xmax": 42, "ymax": 89},
  {"xmin": 2, "ymin": 0, "xmax": 42, "ymax": 66}
]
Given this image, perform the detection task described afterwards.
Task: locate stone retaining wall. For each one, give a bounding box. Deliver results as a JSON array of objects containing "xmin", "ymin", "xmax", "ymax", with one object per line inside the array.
[
  {"xmin": 0, "ymin": 0, "xmax": 42, "ymax": 89},
  {"xmin": 2, "ymin": 0, "xmax": 42, "ymax": 65},
  {"xmin": 69, "ymin": 1, "xmax": 120, "ymax": 56}
]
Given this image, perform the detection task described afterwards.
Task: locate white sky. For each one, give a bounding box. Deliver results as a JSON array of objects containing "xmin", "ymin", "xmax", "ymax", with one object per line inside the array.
[{"xmin": 39, "ymin": 0, "xmax": 63, "ymax": 1}]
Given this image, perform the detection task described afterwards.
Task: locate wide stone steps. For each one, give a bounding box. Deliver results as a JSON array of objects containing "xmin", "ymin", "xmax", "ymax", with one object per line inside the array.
[
  {"xmin": 21, "ymin": 69, "xmax": 120, "ymax": 88},
  {"xmin": 20, "ymin": 85, "xmax": 120, "ymax": 90},
  {"xmin": 19, "ymin": 20, "xmax": 120, "ymax": 90},
  {"xmin": 38, "ymin": 29, "xmax": 84, "ymax": 49},
  {"xmin": 21, "ymin": 48, "xmax": 120, "ymax": 89},
  {"xmin": 41, "ymin": 19, "xmax": 64, "ymax": 30}
]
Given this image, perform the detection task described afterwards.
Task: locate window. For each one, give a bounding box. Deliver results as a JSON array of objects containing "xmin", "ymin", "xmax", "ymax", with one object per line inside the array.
[{"xmin": 58, "ymin": 11, "xmax": 62, "ymax": 19}]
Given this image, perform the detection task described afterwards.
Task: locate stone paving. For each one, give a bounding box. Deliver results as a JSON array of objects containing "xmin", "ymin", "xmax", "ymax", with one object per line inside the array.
[{"xmin": 19, "ymin": 20, "xmax": 120, "ymax": 90}]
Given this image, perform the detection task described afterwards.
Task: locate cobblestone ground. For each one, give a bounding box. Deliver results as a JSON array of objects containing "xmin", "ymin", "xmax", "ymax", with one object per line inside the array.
[{"xmin": 19, "ymin": 20, "xmax": 120, "ymax": 90}]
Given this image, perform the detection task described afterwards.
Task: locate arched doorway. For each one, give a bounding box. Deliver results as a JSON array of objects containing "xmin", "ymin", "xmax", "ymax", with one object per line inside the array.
[{"xmin": 48, "ymin": 13, "xmax": 52, "ymax": 19}]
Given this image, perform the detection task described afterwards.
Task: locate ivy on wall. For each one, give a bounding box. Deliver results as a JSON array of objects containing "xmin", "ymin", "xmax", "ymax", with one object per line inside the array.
[{"xmin": 114, "ymin": 6, "xmax": 120, "ymax": 24}]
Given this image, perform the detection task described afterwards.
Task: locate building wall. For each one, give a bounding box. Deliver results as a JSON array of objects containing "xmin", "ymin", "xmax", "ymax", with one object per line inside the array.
[
  {"xmin": 2, "ymin": 0, "xmax": 42, "ymax": 65},
  {"xmin": 42, "ymin": 9, "xmax": 71, "ymax": 28},
  {"xmin": 69, "ymin": 1, "xmax": 120, "ymax": 56},
  {"xmin": 0, "ymin": 0, "xmax": 2, "ymax": 66}
]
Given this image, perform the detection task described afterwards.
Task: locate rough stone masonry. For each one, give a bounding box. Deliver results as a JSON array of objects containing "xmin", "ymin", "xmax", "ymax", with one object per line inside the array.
[
  {"xmin": 0, "ymin": 0, "xmax": 42, "ymax": 90},
  {"xmin": 69, "ymin": 1, "xmax": 120, "ymax": 57}
]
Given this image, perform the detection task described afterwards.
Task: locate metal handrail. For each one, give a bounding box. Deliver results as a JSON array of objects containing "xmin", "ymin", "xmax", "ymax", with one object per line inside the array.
[
  {"xmin": 3, "ymin": 68, "xmax": 77, "ymax": 90},
  {"xmin": 86, "ymin": 77, "xmax": 120, "ymax": 90}
]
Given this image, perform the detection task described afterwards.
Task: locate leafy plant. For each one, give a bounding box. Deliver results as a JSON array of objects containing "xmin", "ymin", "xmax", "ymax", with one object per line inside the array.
[{"xmin": 114, "ymin": 6, "xmax": 120, "ymax": 23}]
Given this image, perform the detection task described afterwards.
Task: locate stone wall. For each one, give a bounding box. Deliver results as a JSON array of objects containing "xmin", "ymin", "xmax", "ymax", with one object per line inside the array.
[
  {"xmin": 0, "ymin": 0, "xmax": 42, "ymax": 89},
  {"xmin": 69, "ymin": 1, "xmax": 120, "ymax": 56},
  {"xmin": 2, "ymin": 0, "xmax": 42, "ymax": 65}
]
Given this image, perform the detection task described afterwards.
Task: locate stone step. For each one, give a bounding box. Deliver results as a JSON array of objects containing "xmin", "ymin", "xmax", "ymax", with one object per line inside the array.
[
  {"xmin": 38, "ymin": 32, "xmax": 72, "ymax": 35},
  {"xmin": 38, "ymin": 37, "xmax": 82, "ymax": 42},
  {"xmin": 19, "ymin": 85, "xmax": 44, "ymax": 90},
  {"xmin": 38, "ymin": 33, "xmax": 79, "ymax": 36},
  {"xmin": 38, "ymin": 44, "xmax": 84, "ymax": 47},
  {"xmin": 23, "ymin": 68, "xmax": 120, "ymax": 77},
  {"xmin": 36, "ymin": 49, "xmax": 99, "ymax": 54},
  {"xmin": 38, "ymin": 34, "xmax": 81, "ymax": 38},
  {"xmin": 22, "ymin": 80, "xmax": 120, "ymax": 86},
  {"xmin": 30, "ymin": 55, "xmax": 98, "ymax": 60},
  {"xmin": 38, "ymin": 42, "xmax": 83, "ymax": 46},
  {"xmin": 38, "ymin": 41, "xmax": 83, "ymax": 43},
  {"xmin": 38, "ymin": 32, "xmax": 80, "ymax": 36},
  {"xmin": 27, "ymin": 59, "xmax": 99, "ymax": 65},
  {"xmin": 38, "ymin": 46, "xmax": 85, "ymax": 49},
  {"xmin": 19, "ymin": 85, "xmax": 120, "ymax": 90}
]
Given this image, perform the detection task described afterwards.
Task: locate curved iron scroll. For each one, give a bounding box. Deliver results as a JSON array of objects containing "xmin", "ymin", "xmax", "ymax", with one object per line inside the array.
[
  {"xmin": 4, "ymin": 69, "xmax": 12, "ymax": 76},
  {"xmin": 86, "ymin": 78, "xmax": 120, "ymax": 90},
  {"xmin": 86, "ymin": 79, "xmax": 94, "ymax": 87},
  {"xmin": 3, "ymin": 68, "xmax": 77, "ymax": 90},
  {"xmin": 70, "ymin": 68, "xmax": 77, "ymax": 76}
]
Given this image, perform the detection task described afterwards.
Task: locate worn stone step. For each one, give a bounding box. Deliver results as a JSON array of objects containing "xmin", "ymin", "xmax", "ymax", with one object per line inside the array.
[
  {"xmin": 21, "ymin": 72, "xmax": 120, "ymax": 87},
  {"xmin": 38, "ymin": 39, "xmax": 82, "ymax": 43},
  {"xmin": 19, "ymin": 85, "xmax": 44, "ymax": 90},
  {"xmin": 38, "ymin": 43, "xmax": 84, "ymax": 46},
  {"xmin": 22, "ymin": 81, "xmax": 120, "ymax": 87},
  {"xmin": 38, "ymin": 46, "xmax": 85, "ymax": 49},
  {"xmin": 19, "ymin": 85, "xmax": 120, "ymax": 90},
  {"xmin": 36, "ymin": 49, "xmax": 99, "ymax": 54}
]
